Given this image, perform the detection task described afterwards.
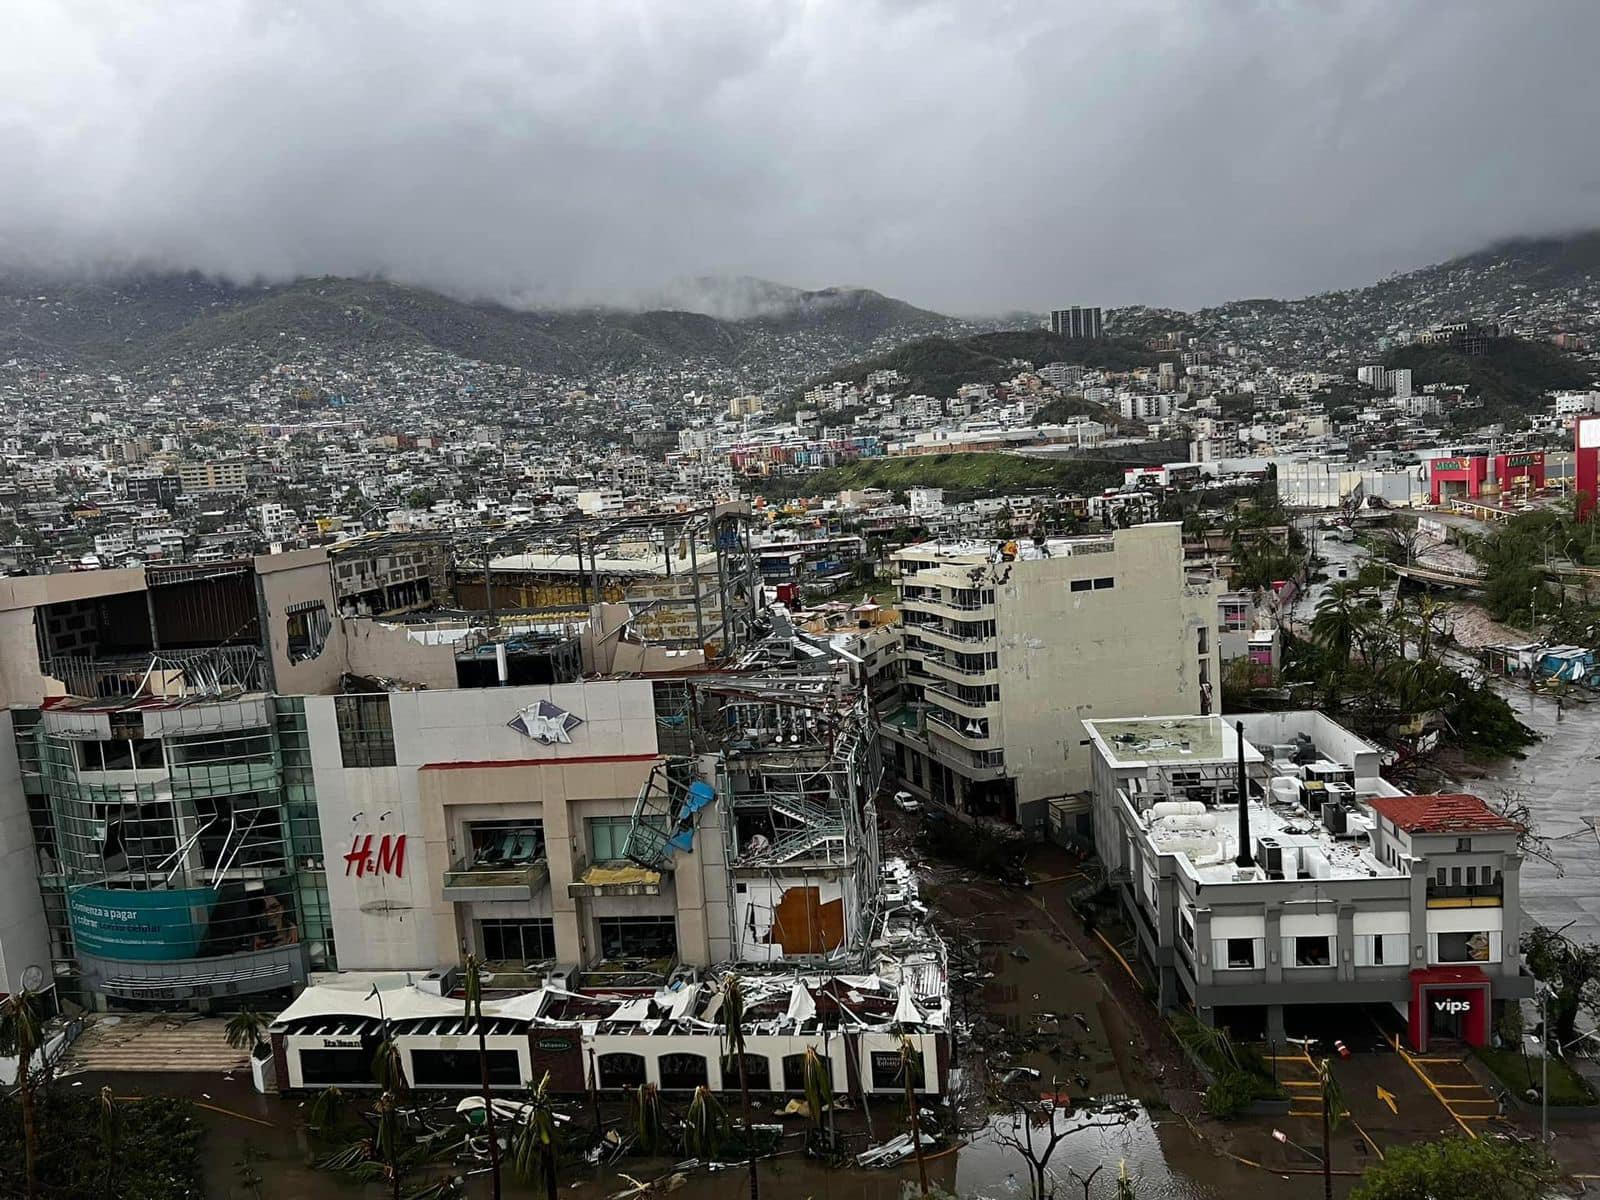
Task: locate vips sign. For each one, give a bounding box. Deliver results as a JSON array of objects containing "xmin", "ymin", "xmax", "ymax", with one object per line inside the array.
[{"xmin": 67, "ymin": 885, "xmax": 219, "ymax": 960}]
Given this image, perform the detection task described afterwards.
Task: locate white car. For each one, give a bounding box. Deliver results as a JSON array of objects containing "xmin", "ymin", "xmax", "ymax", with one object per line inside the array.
[{"xmin": 892, "ymin": 791, "xmax": 921, "ymax": 812}]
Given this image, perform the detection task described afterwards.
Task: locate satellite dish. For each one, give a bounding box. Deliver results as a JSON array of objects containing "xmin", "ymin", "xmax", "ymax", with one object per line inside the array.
[{"xmin": 21, "ymin": 964, "xmax": 45, "ymax": 991}]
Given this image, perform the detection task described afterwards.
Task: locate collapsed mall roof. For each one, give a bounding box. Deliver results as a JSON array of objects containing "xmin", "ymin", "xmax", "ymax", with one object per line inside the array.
[{"xmin": 271, "ymin": 858, "xmax": 946, "ymax": 1038}]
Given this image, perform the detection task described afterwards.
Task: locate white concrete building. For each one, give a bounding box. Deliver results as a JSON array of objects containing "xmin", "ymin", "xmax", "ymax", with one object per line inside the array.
[
  {"xmin": 882, "ymin": 524, "xmax": 1220, "ymax": 831},
  {"xmin": 1086, "ymin": 712, "xmax": 1533, "ymax": 1047}
]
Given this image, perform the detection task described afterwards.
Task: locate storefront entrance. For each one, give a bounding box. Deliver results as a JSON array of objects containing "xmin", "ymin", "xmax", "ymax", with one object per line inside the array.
[{"xmin": 1409, "ymin": 966, "xmax": 1490, "ymax": 1052}]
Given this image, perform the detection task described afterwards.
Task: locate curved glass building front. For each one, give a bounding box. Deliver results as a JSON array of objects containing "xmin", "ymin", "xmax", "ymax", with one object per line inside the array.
[{"xmin": 18, "ymin": 694, "xmax": 329, "ymax": 1005}]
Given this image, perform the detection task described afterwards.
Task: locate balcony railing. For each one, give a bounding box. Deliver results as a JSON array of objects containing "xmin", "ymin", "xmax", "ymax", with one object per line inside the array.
[
  {"xmin": 1425, "ymin": 880, "xmax": 1504, "ymax": 907},
  {"xmin": 926, "ymin": 707, "xmax": 999, "ymax": 749}
]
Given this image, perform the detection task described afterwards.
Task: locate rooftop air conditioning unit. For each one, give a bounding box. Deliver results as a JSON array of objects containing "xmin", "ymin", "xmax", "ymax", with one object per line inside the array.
[
  {"xmin": 545, "ymin": 964, "xmax": 578, "ymax": 992},
  {"xmin": 416, "ymin": 966, "xmax": 460, "ymax": 997},
  {"xmin": 1321, "ymin": 802, "xmax": 1349, "ymax": 836}
]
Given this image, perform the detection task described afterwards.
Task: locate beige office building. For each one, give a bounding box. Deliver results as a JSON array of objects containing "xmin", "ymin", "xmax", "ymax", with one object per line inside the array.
[{"xmin": 882, "ymin": 523, "xmax": 1220, "ymax": 831}]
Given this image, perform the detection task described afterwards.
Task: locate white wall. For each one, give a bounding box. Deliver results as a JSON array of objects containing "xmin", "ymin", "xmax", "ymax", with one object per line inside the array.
[
  {"xmin": 309, "ymin": 681, "xmax": 661, "ymax": 971},
  {"xmin": 0, "ymin": 711, "xmax": 52, "ymax": 995}
]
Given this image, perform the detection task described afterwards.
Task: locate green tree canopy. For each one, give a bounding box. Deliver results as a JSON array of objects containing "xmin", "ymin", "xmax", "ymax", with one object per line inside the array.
[{"xmin": 1349, "ymin": 1136, "xmax": 1560, "ymax": 1200}]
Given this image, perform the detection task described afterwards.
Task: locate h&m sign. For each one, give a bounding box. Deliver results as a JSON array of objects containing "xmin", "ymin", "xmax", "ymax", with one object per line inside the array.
[{"xmin": 346, "ymin": 833, "xmax": 407, "ymax": 878}]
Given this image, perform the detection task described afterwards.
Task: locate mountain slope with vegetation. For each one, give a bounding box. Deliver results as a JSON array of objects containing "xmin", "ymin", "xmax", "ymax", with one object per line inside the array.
[
  {"xmin": 1383, "ymin": 335, "xmax": 1594, "ymax": 425},
  {"xmin": 792, "ymin": 329, "xmax": 1157, "ymax": 402},
  {"xmin": 0, "ymin": 271, "xmax": 969, "ymax": 380}
]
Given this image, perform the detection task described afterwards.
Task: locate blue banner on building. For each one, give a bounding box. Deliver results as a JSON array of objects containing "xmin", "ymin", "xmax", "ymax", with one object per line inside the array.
[{"xmin": 67, "ymin": 885, "xmax": 218, "ymax": 960}]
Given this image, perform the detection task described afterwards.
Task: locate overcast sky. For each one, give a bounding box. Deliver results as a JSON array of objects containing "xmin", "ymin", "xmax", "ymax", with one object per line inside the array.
[{"xmin": 5, "ymin": 1, "xmax": 1598, "ymax": 315}]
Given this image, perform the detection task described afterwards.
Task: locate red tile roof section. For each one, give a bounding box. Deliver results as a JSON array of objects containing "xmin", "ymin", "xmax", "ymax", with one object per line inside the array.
[{"xmin": 1368, "ymin": 792, "xmax": 1520, "ymax": 834}]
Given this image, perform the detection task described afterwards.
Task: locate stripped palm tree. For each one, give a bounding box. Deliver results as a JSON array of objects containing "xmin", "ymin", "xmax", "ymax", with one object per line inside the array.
[
  {"xmin": 801, "ymin": 1045, "xmax": 833, "ymax": 1149},
  {"xmin": 462, "ymin": 954, "xmax": 503, "ymax": 1200},
  {"xmin": 682, "ymin": 1086, "xmax": 730, "ymax": 1159},
  {"xmin": 509, "ymin": 1071, "xmax": 562, "ymax": 1199},
  {"xmin": 719, "ymin": 973, "xmax": 760, "ymax": 1199},
  {"xmin": 308, "ymin": 1085, "xmax": 348, "ymax": 1135},
  {"xmin": 0, "ymin": 988, "xmax": 46, "ymax": 1200},
  {"xmin": 1316, "ymin": 1058, "xmax": 1344, "ymax": 1200},
  {"xmin": 633, "ymin": 1081, "xmax": 666, "ymax": 1156},
  {"xmin": 897, "ymin": 1031, "xmax": 930, "ymax": 1198},
  {"xmin": 97, "ymin": 1086, "xmax": 122, "ymax": 1200}
]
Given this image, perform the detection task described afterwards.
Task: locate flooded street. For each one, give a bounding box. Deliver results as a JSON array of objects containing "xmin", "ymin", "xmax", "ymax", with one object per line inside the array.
[{"xmin": 1453, "ymin": 678, "xmax": 1600, "ymax": 946}]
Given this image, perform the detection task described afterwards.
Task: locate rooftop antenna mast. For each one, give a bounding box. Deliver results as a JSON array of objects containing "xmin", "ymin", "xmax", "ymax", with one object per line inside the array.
[{"xmin": 1234, "ymin": 719, "xmax": 1254, "ymax": 868}]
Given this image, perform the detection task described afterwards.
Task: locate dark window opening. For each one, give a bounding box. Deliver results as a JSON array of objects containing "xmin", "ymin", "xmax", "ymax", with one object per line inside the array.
[
  {"xmin": 285, "ymin": 602, "xmax": 332, "ymax": 664},
  {"xmin": 658, "ymin": 1053, "xmax": 708, "ymax": 1091},
  {"xmin": 479, "ymin": 918, "xmax": 556, "ymax": 963},
  {"xmin": 782, "ymin": 1052, "xmax": 832, "ymax": 1092},
  {"xmin": 598, "ymin": 1052, "xmax": 647, "ymax": 1088},
  {"xmin": 1437, "ymin": 931, "xmax": 1491, "ymax": 963},
  {"xmin": 722, "ymin": 1053, "xmax": 771, "ymax": 1091},
  {"xmin": 466, "ymin": 820, "xmax": 545, "ymax": 866},
  {"xmin": 412, "ymin": 1048, "xmax": 520, "ymax": 1087},
  {"xmin": 869, "ymin": 1048, "xmax": 922, "ymax": 1090},
  {"xmin": 1226, "ymin": 937, "xmax": 1255, "ymax": 969},
  {"xmin": 1294, "ymin": 936, "xmax": 1331, "ymax": 967},
  {"xmin": 1093, "ymin": 577, "xmax": 1114, "ymax": 590},
  {"xmin": 597, "ymin": 916, "xmax": 677, "ymax": 961},
  {"xmin": 298, "ymin": 1048, "xmax": 373, "ymax": 1086},
  {"xmin": 1070, "ymin": 579, "xmax": 1092, "ymax": 593}
]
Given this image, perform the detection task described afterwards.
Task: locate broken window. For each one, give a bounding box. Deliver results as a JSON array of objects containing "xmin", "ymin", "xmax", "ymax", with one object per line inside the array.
[
  {"xmin": 465, "ymin": 820, "xmax": 544, "ymax": 866},
  {"xmin": 1436, "ymin": 931, "xmax": 1493, "ymax": 963},
  {"xmin": 597, "ymin": 915, "xmax": 676, "ymax": 961},
  {"xmin": 285, "ymin": 601, "xmax": 331, "ymax": 663}
]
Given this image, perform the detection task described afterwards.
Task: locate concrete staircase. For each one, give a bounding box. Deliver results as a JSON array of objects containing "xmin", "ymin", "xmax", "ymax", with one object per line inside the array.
[{"xmin": 61, "ymin": 1015, "xmax": 248, "ymax": 1075}]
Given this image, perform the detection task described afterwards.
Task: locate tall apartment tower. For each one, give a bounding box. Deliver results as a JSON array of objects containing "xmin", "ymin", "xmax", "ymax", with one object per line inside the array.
[
  {"xmin": 882, "ymin": 523, "xmax": 1220, "ymax": 832},
  {"xmin": 1051, "ymin": 306, "xmax": 1104, "ymax": 340}
]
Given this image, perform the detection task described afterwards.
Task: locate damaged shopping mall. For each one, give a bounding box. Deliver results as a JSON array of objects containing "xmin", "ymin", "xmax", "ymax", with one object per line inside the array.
[{"xmin": 0, "ymin": 504, "xmax": 951, "ymax": 1095}]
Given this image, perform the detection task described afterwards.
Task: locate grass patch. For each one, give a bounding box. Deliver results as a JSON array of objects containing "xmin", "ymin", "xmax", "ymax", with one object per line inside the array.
[{"xmin": 1476, "ymin": 1046, "xmax": 1598, "ymax": 1107}]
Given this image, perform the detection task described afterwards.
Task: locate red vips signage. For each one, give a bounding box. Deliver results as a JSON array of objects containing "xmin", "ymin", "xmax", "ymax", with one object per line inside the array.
[{"xmin": 345, "ymin": 833, "xmax": 406, "ymax": 878}]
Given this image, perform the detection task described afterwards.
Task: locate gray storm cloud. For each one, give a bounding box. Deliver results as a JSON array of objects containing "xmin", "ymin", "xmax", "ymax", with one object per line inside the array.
[{"xmin": 3, "ymin": 0, "xmax": 1598, "ymax": 314}]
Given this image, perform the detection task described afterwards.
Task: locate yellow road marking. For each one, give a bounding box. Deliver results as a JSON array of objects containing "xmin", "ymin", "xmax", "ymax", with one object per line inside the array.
[{"xmin": 1393, "ymin": 1043, "xmax": 1479, "ymax": 1140}]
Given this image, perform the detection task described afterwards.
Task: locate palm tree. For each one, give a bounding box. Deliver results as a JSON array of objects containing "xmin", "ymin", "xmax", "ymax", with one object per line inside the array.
[
  {"xmin": 896, "ymin": 1031, "xmax": 930, "ymax": 1198},
  {"xmin": 801, "ymin": 1046, "xmax": 833, "ymax": 1149},
  {"xmin": 683, "ymin": 1086, "xmax": 730, "ymax": 1159},
  {"xmin": 1312, "ymin": 580, "xmax": 1377, "ymax": 664},
  {"xmin": 633, "ymin": 1081, "xmax": 666, "ymax": 1156},
  {"xmin": 308, "ymin": 1085, "xmax": 348, "ymax": 1135},
  {"xmin": 1316, "ymin": 1059, "xmax": 1344, "ymax": 1200},
  {"xmin": 97, "ymin": 1086, "xmax": 122, "ymax": 1200},
  {"xmin": 720, "ymin": 973, "xmax": 760, "ymax": 1199},
  {"xmin": 508, "ymin": 1071, "xmax": 562, "ymax": 1199},
  {"xmin": 462, "ymin": 954, "xmax": 503, "ymax": 1200},
  {"xmin": 224, "ymin": 1005, "xmax": 269, "ymax": 1060},
  {"xmin": 0, "ymin": 987, "xmax": 46, "ymax": 1200}
]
